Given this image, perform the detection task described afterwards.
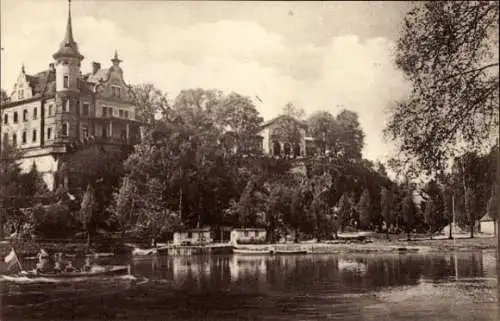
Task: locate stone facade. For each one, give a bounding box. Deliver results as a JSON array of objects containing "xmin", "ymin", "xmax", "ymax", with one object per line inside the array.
[
  {"xmin": 0, "ymin": 2, "xmax": 142, "ymax": 190},
  {"xmin": 257, "ymin": 115, "xmax": 317, "ymax": 158}
]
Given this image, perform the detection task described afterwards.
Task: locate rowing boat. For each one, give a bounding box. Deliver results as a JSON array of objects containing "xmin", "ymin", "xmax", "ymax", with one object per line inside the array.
[
  {"xmin": 15, "ymin": 265, "xmax": 131, "ymax": 279},
  {"xmin": 274, "ymin": 249, "xmax": 308, "ymax": 255},
  {"xmin": 233, "ymin": 248, "xmax": 273, "ymax": 255}
]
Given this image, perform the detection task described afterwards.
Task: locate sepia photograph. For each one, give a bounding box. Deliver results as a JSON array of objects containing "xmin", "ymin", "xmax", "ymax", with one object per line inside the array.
[{"xmin": 0, "ymin": 0, "xmax": 498, "ymax": 320}]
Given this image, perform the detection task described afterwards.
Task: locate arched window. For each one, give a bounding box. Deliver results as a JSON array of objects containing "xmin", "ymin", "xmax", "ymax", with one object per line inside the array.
[
  {"xmin": 32, "ymin": 129, "xmax": 37, "ymax": 142},
  {"xmin": 13, "ymin": 112, "xmax": 18, "ymax": 123},
  {"xmin": 272, "ymin": 141, "xmax": 281, "ymax": 156},
  {"xmin": 22, "ymin": 131, "xmax": 27, "ymax": 144},
  {"xmin": 294, "ymin": 144, "xmax": 301, "ymax": 157},
  {"xmin": 23, "ymin": 109, "xmax": 28, "ymax": 122},
  {"xmin": 284, "ymin": 143, "xmax": 291, "ymax": 155},
  {"xmin": 12, "ymin": 133, "xmax": 17, "ymax": 146}
]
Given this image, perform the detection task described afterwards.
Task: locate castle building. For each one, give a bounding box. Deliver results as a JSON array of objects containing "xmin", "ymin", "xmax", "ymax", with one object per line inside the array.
[{"xmin": 0, "ymin": 1, "xmax": 142, "ymax": 190}]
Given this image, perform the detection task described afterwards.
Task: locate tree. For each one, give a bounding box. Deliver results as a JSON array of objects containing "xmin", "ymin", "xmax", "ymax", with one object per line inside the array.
[
  {"xmin": 307, "ymin": 111, "xmax": 341, "ymax": 154},
  {"xmin": 270, "ymin": 103, "xmax": 307, "ymax": 151},
  {"xmin": 402, "ymin": 192, "xmax": 417, "ymax": 240},
  {"xmin": 336, "ymin": 110, "xmax": 364, "ymax": 161},
  {"xmin": 453, "ymin": 152, "xmax": 490, "ymax": 238},
  {"xmin": 132, "ymin": 83, "xmax": 171, "ymax": 125},
  {"xmin": 380, "ymin": 187, "xmax": 393, "ymax": 239},
  {"xmin": 19, "ymin": 162, "xmax": 49, "ymax": 199},
  {"xmin": 337, "ymin": 194, "xmax": 352, "ymax": 233},
  {"xmin": 486, "ymin": 182, "xmax": 497, "ymax": 235},
  {"xmin": 357, "ymin": 188, "xmax": 371, "ymax": 230},
  {"xmin": 422, "ymin": 180, "xmax": 446, "ymax": 238},
  {"xmin": 386, "ymin": 1, "xmax": 499, "ymax": 172},
  {"xmin": 289, "ymin": 183, "xmax": 310, "ymax": 242},
  {"xmin": 109, "ymin": 176, "xmax": 138, "ymax": 238},
  {"xmin": 0, "ymin": 143, "xmax": 23, "ymax": 239},
  {"xmin": 265, "ymin": 183, "xmax": 291, "ymax": 242},
  {"xmin": 212, "ymin": 92, "xmax": 263, "ymax": 154},
  {"xmin": 464, "ymin": 187, "xmax": 478, "ymax": 238},
  {"xmin": 80, "ymin": 184, "xmax": 97, "ymax": 248}
]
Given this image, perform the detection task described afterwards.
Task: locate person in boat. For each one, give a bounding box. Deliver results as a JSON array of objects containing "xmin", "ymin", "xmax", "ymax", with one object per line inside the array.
[
  {"xmin": 53, "ymin": 253, "xmax": 64, "ymax": 273},
  {"xmin": 81, "ymin": 256, "xmax": 93, "ymax": 272},
  {"xmin": 65, "ymin": 261, "xmax": 76, "ymax": 272},
  {"xmin": 34, "ymin": 249, "xmax": 50, "ymax": 274}
]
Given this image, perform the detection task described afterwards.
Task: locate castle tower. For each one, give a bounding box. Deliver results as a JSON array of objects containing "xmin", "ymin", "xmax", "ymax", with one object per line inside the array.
[{"xmin": 52, "ymin": 0, "xmax": 84, "ymax": 142}]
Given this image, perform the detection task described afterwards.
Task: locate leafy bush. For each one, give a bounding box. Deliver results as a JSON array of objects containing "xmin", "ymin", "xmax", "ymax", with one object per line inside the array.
[{"xmin": 29, "ymin": 203, "xmax": 81, "ymax": 239}]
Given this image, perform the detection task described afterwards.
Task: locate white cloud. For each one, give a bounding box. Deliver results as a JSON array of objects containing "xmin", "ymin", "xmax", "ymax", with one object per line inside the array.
[{"xmin": 1, "ymin": 1, "xmax": 410, "ymax": 162}]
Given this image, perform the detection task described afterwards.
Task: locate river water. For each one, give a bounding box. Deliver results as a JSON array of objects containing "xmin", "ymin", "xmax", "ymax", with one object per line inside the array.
[{"xmin": 1, "ymin": 250, "xmax": 498, "ymax": 321}]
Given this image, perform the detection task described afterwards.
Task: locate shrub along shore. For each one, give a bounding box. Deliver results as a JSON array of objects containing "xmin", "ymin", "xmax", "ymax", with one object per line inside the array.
[{"xmin": 1, "ymin": 234, "xmax": 495, "ymax": 258}]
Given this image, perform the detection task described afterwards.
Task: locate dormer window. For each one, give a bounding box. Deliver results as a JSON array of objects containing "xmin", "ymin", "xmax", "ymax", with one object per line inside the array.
[
  {"xmin": 18, "ymin": 89, "xmax": 24, "ymax": 100},
  {"xmin": 63, "ymin": 75, "xmax": 69, "ymax": 89},
  {"xmin": 111, "ymin": 86, "xmax": 121, "ymax": 98}
]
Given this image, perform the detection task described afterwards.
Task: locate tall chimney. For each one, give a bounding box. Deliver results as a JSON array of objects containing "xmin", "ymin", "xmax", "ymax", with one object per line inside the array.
[{"xmin": 92, "ymin": 62, "xmax": 101, "ymax": 74}]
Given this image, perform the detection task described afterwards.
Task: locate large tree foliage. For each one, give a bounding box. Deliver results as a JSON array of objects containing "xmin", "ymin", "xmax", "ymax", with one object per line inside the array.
[
  {"xmin": 0, "ymin": 144, "xmax": 23, "ymax": 238},
  {"xmin": 212, "ymin": 92, "xmax": 263, "ymax": 154},
  {"xmin": 401, "ymin": 191, "xmax": 417, "ymax": 240},
  {"xmin": 80, "ymin": 184, "xmax": 97, "ymax": 247},
  {"xmin": 132, "ymin": 83, "xmax": 171, "ymax": 125},
  {"xmin": 486, "ymin": 182, "xmax": 497, "ymax": 235},
  {"xmin": 421, "ymin": 180, "xmax": 446, "ymax": 237},
  {"xmin": 386, "ymin": 1, "xmax": 499, "ymax": 172},
  {"xmin": 357, "ymin": 188, "xmax": 371, "ymax": 230}
]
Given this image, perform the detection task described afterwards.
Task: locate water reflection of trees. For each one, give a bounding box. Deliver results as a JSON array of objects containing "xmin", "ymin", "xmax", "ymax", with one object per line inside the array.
[{"xmin": 132, "ymin": 252, "xmax": 489, "ymax": 292}]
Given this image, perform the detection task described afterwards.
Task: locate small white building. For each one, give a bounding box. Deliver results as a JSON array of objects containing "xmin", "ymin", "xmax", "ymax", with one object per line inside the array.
[
  {"xmin": 173, "ymin": 228, "xmax": 212, "ymax": 246},
  {"xmin": 479, "ymin": 213, "xmax": 496, "ymax": 235},
  {"xmin": 230, "ymin": 228, "xmax": 267, "ymax": 244}
]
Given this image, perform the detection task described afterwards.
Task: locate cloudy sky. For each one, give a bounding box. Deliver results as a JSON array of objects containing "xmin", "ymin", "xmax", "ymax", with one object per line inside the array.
[{"xmin": 1, "ymin": 0, "xmax": 413, "ymax": 163}]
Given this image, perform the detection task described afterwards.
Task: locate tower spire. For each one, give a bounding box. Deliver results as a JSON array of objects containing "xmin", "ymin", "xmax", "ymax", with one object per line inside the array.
[
  {"xmin": 53, "ymin": 0, "xmax": 83, "ymax": 60},
  {"xmin": 111, "ymin": 50, "xmax": 122, "ymax": 66},
  {"xmin": 64, "ymin": 0, "xmax": 75, "ymax": 46}
]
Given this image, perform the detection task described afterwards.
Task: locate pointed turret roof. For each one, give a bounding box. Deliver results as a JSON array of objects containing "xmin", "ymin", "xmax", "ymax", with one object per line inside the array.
[
  {"xmin": 53, "ymin": 0, "xmax": 84, "ymax": 60},
  {"xmin": 111, "ymin": 50, "xmax": 122, "ymax": 65}
]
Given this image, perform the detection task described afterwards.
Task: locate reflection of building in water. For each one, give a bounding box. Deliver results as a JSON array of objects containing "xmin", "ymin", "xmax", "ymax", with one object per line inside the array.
[
  {"xmin": 229, "ymin": 256, "xmax": 267, "ymax": 283},
  {"xmin": 338, "ymin": 259, "xmax": 367, "ymax": 274},
  {"xmin": 481, "ymin": 251, "xmax": 496, "ymax": 278},
  {"xmin": 171, "ymin": 257, "xmax": 211, "ymax": 285}
]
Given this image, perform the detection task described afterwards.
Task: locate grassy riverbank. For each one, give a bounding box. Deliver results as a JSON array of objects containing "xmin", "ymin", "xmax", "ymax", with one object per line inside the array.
[{"xmin": 236, "ymin": 234, "xmax": 497, "ymax": 254}]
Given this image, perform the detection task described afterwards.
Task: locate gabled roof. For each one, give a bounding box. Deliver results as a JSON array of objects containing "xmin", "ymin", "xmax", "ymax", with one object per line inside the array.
[
  {"xmin": 26, "ymin": 70, "xmax": 56, "ymax": 96},
  {"xmin": 260, "ymin": 115, "xmax": 307, "ymax": 129},
  {"xmin": 85, "ymin": 68, "xmax": 110, "ymax": 84},
  {"xmin": 480, "ymin": 213, "xmax": 494, "ymax": 222}
]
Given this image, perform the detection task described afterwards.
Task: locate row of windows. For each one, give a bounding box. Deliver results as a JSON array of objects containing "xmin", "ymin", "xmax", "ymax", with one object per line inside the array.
[
  {"xmin": 3, "ymin": 107, "xmax": 38, "ymax": 124},
  {"xmin": 4, "ymin": 128, "xmax": 43, "ymax": 146},
  {"xmin": 4, "ymin": 125, "xmax": 67, "ymax": 147},
  {"xmin": 2, "ymin": 101, "xmax": 93, "ymax": 125},
  {"xmin": 102, "ymin": 106, "xmax": 130, "ymax": 119}
]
